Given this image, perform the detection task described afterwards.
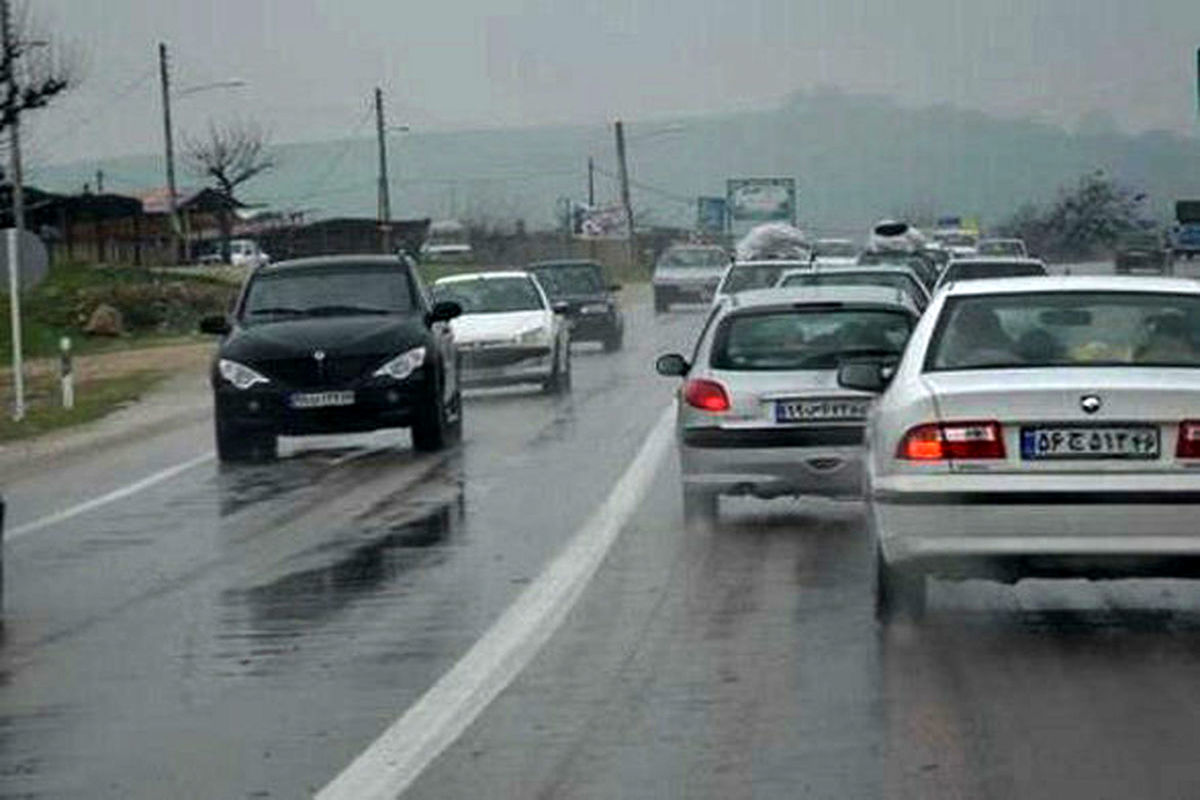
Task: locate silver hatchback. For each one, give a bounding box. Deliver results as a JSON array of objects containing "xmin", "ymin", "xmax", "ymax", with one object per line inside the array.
[{"xmin": 656, "ymin": 286, "xmax": 921, "ymax": 521}]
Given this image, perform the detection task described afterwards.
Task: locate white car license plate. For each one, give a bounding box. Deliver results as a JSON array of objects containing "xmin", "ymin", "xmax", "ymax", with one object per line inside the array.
[
  {"xmin": 775, "ymin": 397, "xmax": 870, "ymax": 423},
  {"xmin": 1020, "ymin": 425, "xmax": 1160, "ymax": 460},
  {"xmin": 289, "ymin": 390, "xmax": 356, "ymax": 410}
]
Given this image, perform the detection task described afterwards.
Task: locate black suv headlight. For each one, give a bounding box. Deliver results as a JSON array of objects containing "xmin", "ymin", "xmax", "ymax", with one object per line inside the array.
[
  {"xmin": 372, "ymin": 346, "xmax": 427, "ymax": 380},
  {"xmin": 218, "ymin": 359, "xmax": 270, "ymax": 390}
]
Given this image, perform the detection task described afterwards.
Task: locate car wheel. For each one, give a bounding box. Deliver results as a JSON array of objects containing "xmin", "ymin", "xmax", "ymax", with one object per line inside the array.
[
  {"xmin": 603, "ymin": 326, "xmax": 623, "ymax": 353},
  {"xmin": 412, "ymin": 382, "xmax": 451, "ymax": 453},
  {"xmin": 682, "ymin": 487, "xmax": 718, "ymax": 524},
  {"xmin": 874, "ymin": 543, "xmax": 925, "ymax": 622},
  {"xmin": 215, "ymin": 415, "xmax": 276, "ymax": 462},
  {"xmin": 544, "ymin": 343, "xmax": 571, "ymax": 394}
]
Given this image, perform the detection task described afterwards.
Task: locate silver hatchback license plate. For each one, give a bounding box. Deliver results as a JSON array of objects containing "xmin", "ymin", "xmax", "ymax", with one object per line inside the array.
[
  {"xmin": 775, "ymin": 397, "xmax": 870, "ymax": 423},
  {"xmin": 290, "ymin": 390, "xmax": 356, "ymax": 410},
  {"xmin": 1020, "ymin": 425, "xmax": 1159, "ymax": 460}
]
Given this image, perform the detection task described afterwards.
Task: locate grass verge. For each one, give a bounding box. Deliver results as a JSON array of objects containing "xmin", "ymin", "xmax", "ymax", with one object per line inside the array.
[{"xmin": 0, "ymin": 370, "xmax": 166, "ymax": 443}]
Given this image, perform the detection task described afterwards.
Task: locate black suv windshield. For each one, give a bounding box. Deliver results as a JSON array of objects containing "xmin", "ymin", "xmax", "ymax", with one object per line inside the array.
[
  {"xmin": 531, "ymin": 265, "xmax": 604, "ymax": 297},
  {"xmin": 242, "ymin": 263, "xmax": 417, "ymax": 319}
]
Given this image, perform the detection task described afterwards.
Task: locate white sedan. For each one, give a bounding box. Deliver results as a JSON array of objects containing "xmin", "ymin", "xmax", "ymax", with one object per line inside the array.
[
  {"xmin": 431, "ymin": 271, "xmax": 572, "ymax": 393},
  {"xmin": 840, "ymin": 276, "xmax": 1200, "ymax": 620}
]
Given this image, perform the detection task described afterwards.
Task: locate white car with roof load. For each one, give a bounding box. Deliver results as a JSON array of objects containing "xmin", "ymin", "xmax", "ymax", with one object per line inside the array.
[
  {"xmin": 431, "ymin": 271, "xmax": 571, "ymax": 393},
  {"xmin": 840, "ymin": 276, "xmax": 1200, "ymax": 620},
  {"xmin": 656, "ymin": 285, "xmax": 921, "ymax": 522}
]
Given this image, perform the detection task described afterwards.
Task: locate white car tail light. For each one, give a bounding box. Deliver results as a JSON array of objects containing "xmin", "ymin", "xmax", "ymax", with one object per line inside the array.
[
  {"xmin": 683, "ymin": 379, "xmax": 731, "ymax": 413},
  {"xmin": 897, "ymin": 421, "xmax": 1005, "ymax": 461},
  {"xmin": 1177, "ymin": 422, "xmax": 1200, "ymax": 458}
]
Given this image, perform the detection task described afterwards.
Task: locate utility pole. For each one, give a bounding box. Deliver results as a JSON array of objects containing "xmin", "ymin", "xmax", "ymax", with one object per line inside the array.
[
  {"xmin": 2, "ymin": 0, "xmax": 25, "ymax": 420},
  {"xmin": 614, "ymin": 119, "xmax": 635, "ymax": 269},
  {"xmin": 587, "ymin": 156, "xmax": 595, "ymax": 207},
  {"xmin": 375, "ymin": 86, "xmax": 392, "ymax": 253},
  {"xmin": 158, "ymin": 42, "xmax": 180, "ymax": 262}
]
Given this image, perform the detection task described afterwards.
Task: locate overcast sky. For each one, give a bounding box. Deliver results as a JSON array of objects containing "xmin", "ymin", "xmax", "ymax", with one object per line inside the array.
[{"xmin": 24, "ymin": 0, "xmax": 1200, "ymax": 170}]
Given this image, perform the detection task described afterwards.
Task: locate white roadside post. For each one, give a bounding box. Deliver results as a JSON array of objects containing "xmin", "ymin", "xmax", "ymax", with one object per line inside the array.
[
  {"xmin": 7, "ymin": 227, "xmax": 23, "ymax": 421},
  {"xmin": 59, "ymin": 336, "xmax": 73, "ymax": 410}
]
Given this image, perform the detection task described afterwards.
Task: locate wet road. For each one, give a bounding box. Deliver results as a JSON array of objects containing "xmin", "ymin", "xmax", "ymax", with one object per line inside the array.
[{"xmin": 7, "ymin": 265, "xmax": 1200, "ymax": 799}]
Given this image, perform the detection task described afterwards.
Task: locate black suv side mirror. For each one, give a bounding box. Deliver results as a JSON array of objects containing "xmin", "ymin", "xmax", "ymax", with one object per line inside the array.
[
  {"xmin": 552, "ymin": 301, "xmax": 570, "ymax": 315},
  {"xmin": 655, "ymin": 353, "xmax": 689, "ymax": 377},
  {"xmin": 837, "ymin": 362, "xmax": 889, "ymax": 393},
  {"xmin": 199, "ymin": 315, "xmax": 232, "ymax": 336},
  {"xmin": 428, "ymin": 301, "xmax": 463, "ymax": 324}
]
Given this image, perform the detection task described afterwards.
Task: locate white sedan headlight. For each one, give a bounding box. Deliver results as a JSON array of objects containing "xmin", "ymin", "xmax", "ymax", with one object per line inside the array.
[
  {"xmin": 517, "ymin": 326, "xmax": 549, "ymax": 344},
  {"xmin": 372, "ymin": 346, "xmax": 426, "ymax": 380},
  {"xmin": 218, "ymin": 359, "xmax": 270, "ymax": 390},
  {"xmin": 581, "ymin": 303, "xmax": 609, "ymax": 314}
]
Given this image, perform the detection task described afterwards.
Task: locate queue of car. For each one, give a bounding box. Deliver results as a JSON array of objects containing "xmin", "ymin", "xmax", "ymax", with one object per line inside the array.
[
  {"xmin": 202, "ymin": 254, "xmax": 632, "ymax": 463},
  {"xmin": 655, "ymin": 222, "xmax": 1200, "ymax": 623}
]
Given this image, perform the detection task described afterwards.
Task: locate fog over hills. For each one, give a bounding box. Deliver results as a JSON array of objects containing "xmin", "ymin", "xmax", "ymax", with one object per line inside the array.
[{"xmin": 29, "ymin": 89, "xmax": 1200, "ymax": 234}]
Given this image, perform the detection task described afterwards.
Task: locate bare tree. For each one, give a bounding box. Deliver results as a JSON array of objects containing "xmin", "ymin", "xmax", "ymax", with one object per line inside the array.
[
  {"xmin": 184, "ymin": 119, "xmax": 277, "ymax": 260},
  {"xmin": 0, "ymin": 1, "xmax": 76, "ymax": 135}
]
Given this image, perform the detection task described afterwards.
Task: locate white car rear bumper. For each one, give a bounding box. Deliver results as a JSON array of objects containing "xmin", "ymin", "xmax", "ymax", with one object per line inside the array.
[
  {"xmin": 870, "ymin": 473, "xmax": 1200, "ymax": 577},
  {"xmin": 681, "ymin": 435, "xmax": 864, "ymax": 499}
]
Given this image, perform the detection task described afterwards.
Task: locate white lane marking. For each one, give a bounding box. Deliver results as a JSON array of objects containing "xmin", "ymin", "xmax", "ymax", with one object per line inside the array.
[
  {"xmin": 317, "ymin": 404, "xmax": 676, "ymax": 800},
  {"xmin": 6, "ymin": 452, "xmax": 216, "ymax": 542}
]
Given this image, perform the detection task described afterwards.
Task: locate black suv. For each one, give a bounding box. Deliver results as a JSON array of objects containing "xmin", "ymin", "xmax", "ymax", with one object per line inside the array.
[
  {"xmin": 527, "ymin": 260, "xmax": 624, "ymax": 351},
  {"xmin": 200, "ymin": 255, "xmax": 463, "ymax": 462}
]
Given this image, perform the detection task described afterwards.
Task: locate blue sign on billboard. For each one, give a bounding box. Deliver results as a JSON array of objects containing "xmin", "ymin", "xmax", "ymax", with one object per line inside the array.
[{"xmin": 697, "ymin": 197, "xmax": 727, "ymax": 234}]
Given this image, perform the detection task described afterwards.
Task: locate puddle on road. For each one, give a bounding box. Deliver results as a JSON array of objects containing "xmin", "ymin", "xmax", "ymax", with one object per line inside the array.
[{"xmin": 215, "ymin": 491, "xmax": 464, "ymax": 672}]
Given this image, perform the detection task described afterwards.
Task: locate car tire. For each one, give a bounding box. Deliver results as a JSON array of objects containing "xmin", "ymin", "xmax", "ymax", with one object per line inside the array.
[
  {"xmin": 874, "ymin": 543, "xmax": 925, "ymax": 622},
  {"xmin": 544, "ymin": 342, "xmax": 572, "ymax": 394},
  {"xmin": 215, "ymin": 415, "xmax": 277, "ymax": 463},
  {"xmin": 603, "ymin": 327, "xmax": 623, "ymax": 353},
  {"xmin": 412, "ymin": 382, "xmax": 451, "ymax": 453},
  {"xmin": 682, "ymin": 487, "xmax": 718, "ymax": 524}
]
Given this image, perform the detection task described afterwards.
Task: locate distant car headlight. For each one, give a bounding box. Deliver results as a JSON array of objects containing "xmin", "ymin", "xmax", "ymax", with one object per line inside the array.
[
  {"xmin": 580, "ymin": 303, "xmax": 609, "ymax": 314},
  {"xmin": 372, "ymin": 346, "xmax": 426, "ymax": 380},
  {"xmin": 218, "ymin": 359, "xmax": 270, "ymax": 390},
  {"xmin": 517, "ymin": 326, "xmax": 549, "ymax": 344}
]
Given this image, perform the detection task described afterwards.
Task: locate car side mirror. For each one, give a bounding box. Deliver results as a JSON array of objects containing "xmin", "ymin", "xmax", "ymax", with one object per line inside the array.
[
  {"xmin": 199, "ymin": 315, "xmax": 232, "ymax": 336},
  {"xmin": 427, "ymin": 301, "xmax": 463, "ymax": 324},
  {"xmin": 837, "ymin": 362, "xmax": 888, "ymax": 393},
  {"xmin": 655, "ymin": 353, "xmax": 690, "ymax": 377},
  {"xmin": 552, "ymin": 301, "xmax": 570, "ymax": 315},
  {"xmin": 608, "ymin": 283, "xmax": 623, "ymax": 292}
]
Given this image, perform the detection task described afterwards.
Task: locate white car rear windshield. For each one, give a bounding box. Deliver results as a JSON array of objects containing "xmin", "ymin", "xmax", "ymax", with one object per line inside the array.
[
  {"xmin": 927, "ymin": 292, "xmax": 1200, "ymax": 371},
  {"xmin": 711, "ymin": 309, "xmax": 913, "ymax": 371}
]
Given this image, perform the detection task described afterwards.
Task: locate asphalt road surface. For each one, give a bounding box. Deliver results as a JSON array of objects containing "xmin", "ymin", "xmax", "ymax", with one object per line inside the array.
[{"xmin": 5, "ymin": 264, "xmax": 1200, "ymax": 799}]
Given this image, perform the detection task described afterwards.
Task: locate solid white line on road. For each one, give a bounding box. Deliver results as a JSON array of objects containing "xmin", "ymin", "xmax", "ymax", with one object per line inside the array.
[
  {"xmin": 316, "ymin": 404, "xmax": 676, "ymax": 800},
  {"xmin": 6, "ymin": 451, "xmax": 216, "ymax": 542}
]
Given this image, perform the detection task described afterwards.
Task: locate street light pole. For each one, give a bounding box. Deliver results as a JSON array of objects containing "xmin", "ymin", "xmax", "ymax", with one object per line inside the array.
[
  {"xmin": 158, "ymin": 42, "xmax": 180, "ymax": 262},
  {"xmin": 375, "ymin": 87, "xmax": 392, "ymax": 254},
  {"xmin": 614, "ymin": 119, "xmax": 635, "ymax": 269},
  {"xmin": 2, "ymin": 0, "xmax": 25, "ymax": 420}
]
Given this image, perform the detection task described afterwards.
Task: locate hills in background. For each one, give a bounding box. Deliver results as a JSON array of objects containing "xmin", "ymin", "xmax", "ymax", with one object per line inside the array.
[{"xmin": 27, "ymin": 89, "xmax": 1200, "ymax": 235}]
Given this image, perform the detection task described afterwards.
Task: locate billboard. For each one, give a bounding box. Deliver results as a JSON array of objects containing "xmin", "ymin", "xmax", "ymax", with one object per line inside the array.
[
  {"xmin": 576, "ymin": 204, "xmax": 627, "ymax": 239},
  {"xmin": 696, "ymin": 196, "xmax": 727, "ymax": 234},
  {"xmin": 726, "ymin": 178, "xmax": 796, "ymax": 223}
]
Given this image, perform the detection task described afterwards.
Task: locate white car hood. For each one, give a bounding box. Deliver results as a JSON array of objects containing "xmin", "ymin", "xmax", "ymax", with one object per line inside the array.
[{"xmin": 451, "ymin": 310, "xmax": 549, "ymax": 344}]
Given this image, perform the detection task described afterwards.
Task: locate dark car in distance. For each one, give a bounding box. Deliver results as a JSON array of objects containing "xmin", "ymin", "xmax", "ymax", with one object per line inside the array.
[
  {"xmin": 200, "ymin": 255, "xmax": 463, "ymax": 462},
  {"xmin": 1114, "ymin": 231, "xmax": 1172, "ymax": 275},
  {"xmin": 528, "ymin": 260, "xmax": 625, "ymax": 351}
]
